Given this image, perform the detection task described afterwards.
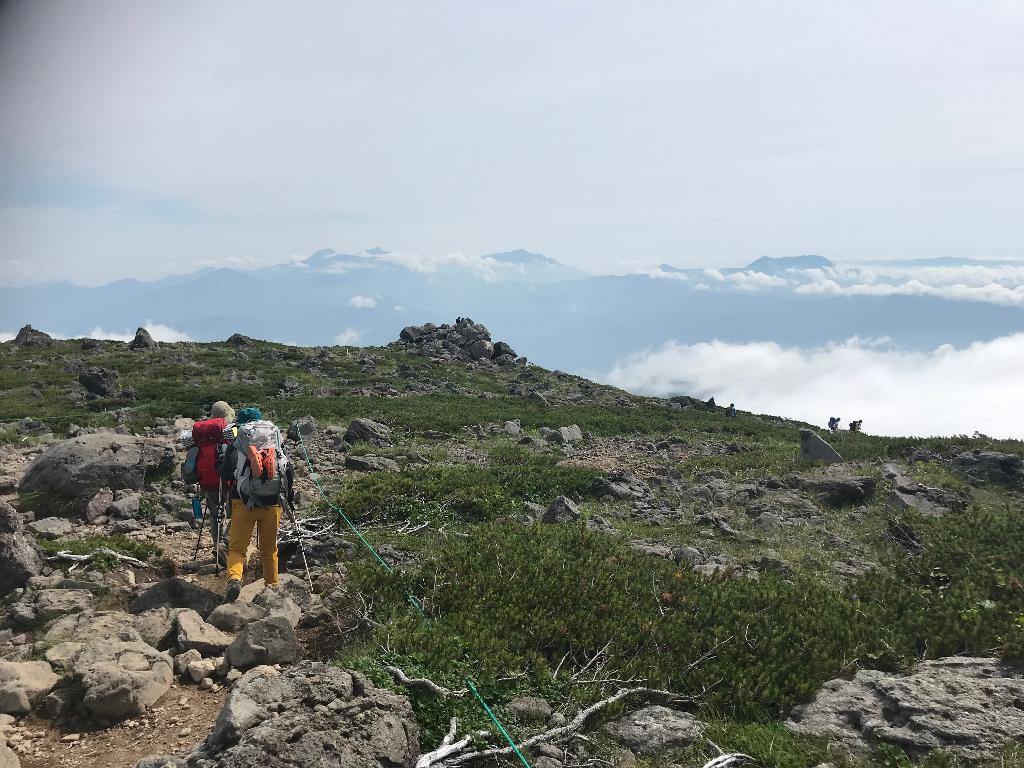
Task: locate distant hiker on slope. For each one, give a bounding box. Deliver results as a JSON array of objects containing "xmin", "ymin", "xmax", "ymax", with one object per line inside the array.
[
  {"xmin": 725, "ymin": 403, "xmax": 737, "ymax": 417},
  {"xmin": 828, "ymin": 416, "xmax": 841, "ymax": 432},
  {"xmin": 217, "ymin": 406, "xmax": 293, "ymax": 602}
]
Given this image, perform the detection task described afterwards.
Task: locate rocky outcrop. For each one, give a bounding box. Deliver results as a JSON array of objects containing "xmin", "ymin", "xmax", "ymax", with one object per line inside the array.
[
  {"xmin": 952, "ymin": 451, "xmax": 1024, "ymax": 487},
  {"xmin": 884, "ymin": 463, "xmax": 968, "ymax": 517},
  {"xmin": 345, "ymin": 455, "xmax": 400, "ymax": 473},
  {"xmin": 78, "ymin": 367, "xmax": 120, "ymax": 397},
  {"xmin": 129, "ymin": 327, "xmax": 158, "ymax": 350},
  {"xmin": 0, "ymin": 502, "xmax": 42, "ymax": 597},
  {"xmin": 19, "ymin": 433, "xmax": 175, "ymax": 511},
  {"xmin": 286, "ymin": 416, "xmax": 318, "ymax": 442},
  {"xmin": 176, "ymin": 611, "xmax": 234, "ymax": 657},
  {"xmin": 604, "ymin": 705, "xmax": 704, "ymax": 755},
  {"xmin": 787, "ymin": 657, "xmax": 1024, "ymax": 760},
  {"xmin": 344, "ymin": 418, "xmax": 394, "ymax": 448},
  {"xmin": 397, "ymin": 318, "xmax": 520, "ymax": 365},
  {"xmin": 11, "ymin": 325, "xmax": 55, "ymax": 347},
  {"xmin": 799, "ymin": 475, "xmax": 876, "ymax": 506},
  {"xmin": 175, "ymin": 662, "xmax": 419, "ymax": 767}
]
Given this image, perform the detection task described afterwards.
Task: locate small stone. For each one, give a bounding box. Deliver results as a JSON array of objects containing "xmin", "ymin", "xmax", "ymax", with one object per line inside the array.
[
  {"xmin": 61, "ymin": 733, "xmax": 81, "ymax": 742},
  {"xmin": 178, "ymin": 726, "xmax": 192, "ymax": 736}
]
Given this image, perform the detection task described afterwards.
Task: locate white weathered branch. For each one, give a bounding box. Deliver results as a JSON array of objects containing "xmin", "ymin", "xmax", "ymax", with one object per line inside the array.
[
  {"xmin": 435, "ymin": 686, "xmax": 692, "ymax": 767},
  {"xmin": 386, "ymin": 665, "xmax": 466, "ymax": 698},
  {"xmin": 46, "ymin": 548, "xmax": 148, "ymax": 567},
  {"xmin": 416, "ymin": 718, "xmax": 490, "ymax": 768},
  {"xmin": 701, "ymin": 753, "xmax": 752, "ymax": 768}
]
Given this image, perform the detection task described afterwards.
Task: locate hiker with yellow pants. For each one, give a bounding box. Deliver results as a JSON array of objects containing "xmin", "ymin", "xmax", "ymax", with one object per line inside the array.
[{"xmin": 217, "ymin": 406, "xmax": 292, "ymax": 603}]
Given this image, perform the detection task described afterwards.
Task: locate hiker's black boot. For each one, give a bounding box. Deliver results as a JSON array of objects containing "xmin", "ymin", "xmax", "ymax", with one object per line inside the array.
[{"xmin": 225, "ymin": 579, "xmax": 241, "ymax": 603}]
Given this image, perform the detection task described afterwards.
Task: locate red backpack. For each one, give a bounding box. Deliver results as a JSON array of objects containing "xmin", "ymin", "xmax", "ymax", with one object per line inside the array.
[{"xmin": 192, "ymin": 418, "xmax": 232, "ymax": 491}]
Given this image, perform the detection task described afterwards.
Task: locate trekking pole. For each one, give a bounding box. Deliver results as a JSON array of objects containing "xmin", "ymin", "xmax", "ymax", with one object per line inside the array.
[
  {"xmin": 191, "ymin": 496, "xmax": 207, "ymax": 561},
  {"xmin": 280, "ymin": 492, "xmax": 313, "ymax": 590}
]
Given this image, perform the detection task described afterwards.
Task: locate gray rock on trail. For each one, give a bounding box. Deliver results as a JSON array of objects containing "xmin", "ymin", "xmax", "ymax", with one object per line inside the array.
[
  {"xmin": 542, "ymin": 495, "xmax": 581, "ymax": 524},
  {"xmin": 237, "ymin": 574, "xmax": 316, "ymax": 614},
  {"xmin": 69, "ymin": 641, "xmax": 173, "ymax": 720},
  {"xmin": 344, "ymin": 418, "xmax": 394, "ymax": 447},
  {"xmin": 467, "ymin": 339, "xmax": 494, "ymax": 360},
  {"xmin": 134, "ymin": 607, "xmax": 184, "ymax": 649},
  {"xmin": 787, "ymin": 656, "xmax": 1024, "ymax": 760},
  {"xmin": 19, "ymin": 433, "xmax": 175, "ymax": 510},
  {"xmin": 85, "ymin": 488, "xmax": 115, "ymax": 522},
  {"xmin": 604, "ymin": 705, "xmax": 705, "ymax": 756},
  {"xmin": 177, "ymin": 661, "xmax": 419, "ymax": 768},
  {"xmin": 224, "ymin": 616, "xmax": 302, "ymax": 670},
  {"xmin": 206, "ymin": 602, "xmax": 266, "ymax": 634},
  {"xmin": 129, "ymin": 327, "xmax": 158, "ymax": 349},
  {"xmin": 798, "ymin": 429, "xmax": 843, "ymax": 463},
  {"xmin": 0, "ymin": 660, "xmax": 60, "ymax": 714},
  {"xmin": 9, "ymin": 589, "xmax": 95, "ymax": 628},
  {"xmin": 176, "ymin": 610, "xmax": 234, "ymax": 656},
  {"xmin": 0, "ymin": 501, "xmax": 42, "ymax": 596},
  {"xmin": 345, "ymin": 455, "xmax": 401, "ymax": 473},
  {"xmin": 136, "ymin": 757, "xmax": 185, "ymax": 768},
  {"xmin": 108, "ymin": 494, "xmax": 141, "ymax": 519},
  {"xmin": 26, "ymin": 516, "xmax": 74, "ymax": 540},
  {"xmin": 951, "ymin": 451, "xmax": 1024, "ymax": 487},
  {"xmin": 0, "ymin": 744, "xmax": 19, "ymax": 768},
  {"xmin": 44, "ymin": 610, "xmax": 142, "ymax": 646},
  {"xmin": 286, "ymin": 416, "xmax": 318, "ymax": 442},
  {"xmin": 503, "ymin": 420, "xmax": 522, "ymax": 436},
  {"xmin": 129, "ymin": 577, "xmax": 222, "ymax": 619}
]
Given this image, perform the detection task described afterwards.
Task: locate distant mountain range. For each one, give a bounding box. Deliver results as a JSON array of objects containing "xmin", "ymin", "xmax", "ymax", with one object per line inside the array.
[{"xmin": 3, "ymin": 249, "xmax": 1023, "ymax": 374}]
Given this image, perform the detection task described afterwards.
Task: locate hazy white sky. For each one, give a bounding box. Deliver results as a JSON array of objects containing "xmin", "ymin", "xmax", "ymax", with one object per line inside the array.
[{"xmin": 1, "ymin": 0, "xmax": 1022, "ymax": 284}]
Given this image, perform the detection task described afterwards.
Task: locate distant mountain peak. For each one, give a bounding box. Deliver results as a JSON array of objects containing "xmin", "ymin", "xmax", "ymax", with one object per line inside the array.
[
  {"xmin": 365, "ymin": 247, "xmax": 389, "ymax": 255},
  {"xmin": 745, "ymin": 255, "xmax": 834, "ymax": 274},
  {"xmin": 485, "ymin": 249, "xmax": 558, "ymax": 266}
]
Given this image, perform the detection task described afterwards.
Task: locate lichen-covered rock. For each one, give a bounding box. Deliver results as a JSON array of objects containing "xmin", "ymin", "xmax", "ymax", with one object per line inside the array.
[
  {"xmin": 19, "ymin": 433, "xmax": 175, "ymax": 510},
  {"xmin": 129, "ymin": 578, "xmax": 222, "ymax": 619},
  {"xmin": 787, "ymin": 657, "xmax": 1024, "ymax": 760},
  {"xmin": 223, "ymin": 616, "xmax": 301, "ymax": 670},
  {"xmin": 604, "ymin": 705, "xmax": 704, "ymax": 755},
  {"xmin": 71, "ymin": 641, "xmax": 173, "ymax": 720},
  {"xmin": 179, "ymin": 661, "xmax": 419, "ymax": 767},
  {"xmin": 343, "ymin": 418, "xmax": 393, "ymax": 447}
]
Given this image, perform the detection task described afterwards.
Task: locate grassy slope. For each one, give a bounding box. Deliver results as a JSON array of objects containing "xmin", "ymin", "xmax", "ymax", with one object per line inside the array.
[{"xmin": 4, "ymin": 338, "xmax": 1024, "ymax": 767}]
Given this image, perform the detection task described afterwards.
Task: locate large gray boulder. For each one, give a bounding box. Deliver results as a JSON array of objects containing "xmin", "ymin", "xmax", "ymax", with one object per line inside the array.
[
  {"xmin": 78, "ymin": 367, "xmax": 120, "ymax": 397},
  {"xmin": 799, "ymin": 429, "xmax": 843, "ymax": 463},
  {"xmin": 0, "ymin": 660, "xmax": 60, "ymax": 715},
  {"xmin": 70, "ymin": 641, "xmax": 173, "ymax": 720},
  {"xmin": 0, "ymin": 502, "xmax": 42, "ymax": 596},
  {"xmin": 604, "ymin": 705, "xmax": 704, "ymax": 755},
  {"xmin": 224, "ymin": 616, "xmax": 301, "ymax": 670},
  {"xmin": 19, "ymin": 433, "xmax": 175, "ymax": 511},
  {"xmin": 129, "ymin": 577, "xmax": 222, "ymax": 619},
  {"xmin": 181, "ymin": 661, "xmax": 419, "ymax": 767},
  {"xmin": 344, "ymin": 418, "xmax": 394, "ymax": 447},
  {"xmin": 787, "ymin": 657, "xmax": 1024, "ymax": 760}
]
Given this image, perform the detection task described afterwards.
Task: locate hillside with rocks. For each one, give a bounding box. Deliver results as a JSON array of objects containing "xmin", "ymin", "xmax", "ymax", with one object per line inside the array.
[{"xmin": 0, "ymin": 320, "xmax": 1023, "ymax": 768}]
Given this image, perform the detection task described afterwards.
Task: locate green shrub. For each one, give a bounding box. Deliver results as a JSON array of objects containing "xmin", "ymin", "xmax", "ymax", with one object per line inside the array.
[{"xmin": 338, "ymin": 443, "xmax": 598, "ymax": 523}]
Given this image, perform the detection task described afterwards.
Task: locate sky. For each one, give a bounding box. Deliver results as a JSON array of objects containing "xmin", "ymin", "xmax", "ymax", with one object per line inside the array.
[{"xmin": 1, "ymin": 0, "xmax": 1023, "ymax": 285}]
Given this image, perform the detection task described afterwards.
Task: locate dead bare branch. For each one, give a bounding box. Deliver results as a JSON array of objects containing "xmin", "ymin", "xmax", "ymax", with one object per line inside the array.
[{"xmin": 386, "ymin": 665, "xmax": 466, "ymax": 698}]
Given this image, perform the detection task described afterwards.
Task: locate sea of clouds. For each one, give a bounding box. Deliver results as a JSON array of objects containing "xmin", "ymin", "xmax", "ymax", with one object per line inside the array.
[{"xmin": 605, "ymin": 334, "xmax": 1024, "ymax": 438}]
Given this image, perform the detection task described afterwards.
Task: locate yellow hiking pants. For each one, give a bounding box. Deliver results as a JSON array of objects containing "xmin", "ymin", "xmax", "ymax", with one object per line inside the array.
[{"xmin": 226, "ymin": 499, "xmax": 281, "ymax": 584}]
